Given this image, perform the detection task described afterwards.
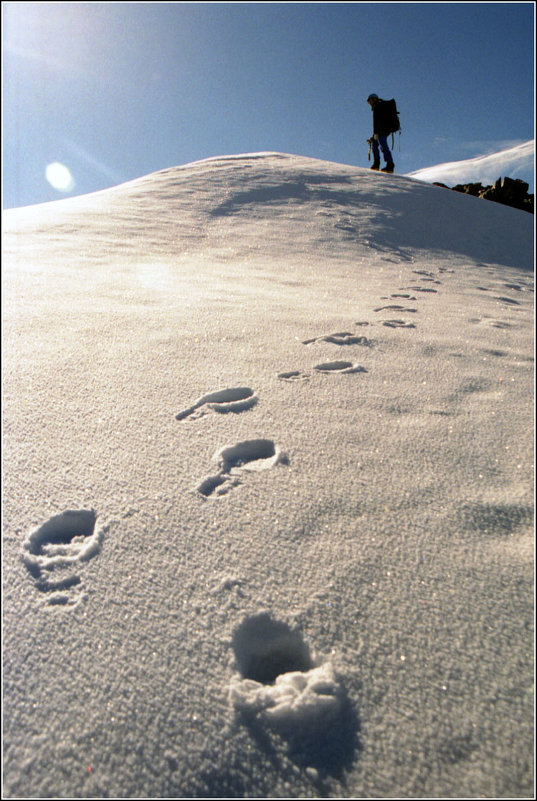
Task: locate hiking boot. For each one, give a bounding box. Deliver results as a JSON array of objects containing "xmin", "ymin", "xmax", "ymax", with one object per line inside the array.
[
  {"xmin": 381, "ymin": 163, "xmax": 395, "ymax": 173},
  {"xmin": 370, "ymin": 161, "xmax": 380, "ymax": 171}
]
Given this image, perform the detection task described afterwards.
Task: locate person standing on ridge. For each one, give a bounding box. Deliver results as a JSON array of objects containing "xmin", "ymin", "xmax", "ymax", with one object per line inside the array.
[{"xmin": 367, "ymin": 93, "xmax": 395, "ymax": 173}]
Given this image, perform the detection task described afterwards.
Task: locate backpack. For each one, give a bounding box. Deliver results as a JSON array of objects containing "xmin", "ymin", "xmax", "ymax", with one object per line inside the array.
[{"xmin": 383, "ymin": 98, "xmax": 400, "ymax": 135}]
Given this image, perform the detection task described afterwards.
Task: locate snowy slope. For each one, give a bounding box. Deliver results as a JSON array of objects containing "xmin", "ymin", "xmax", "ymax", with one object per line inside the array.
[
  {"xmin": 5, "ymin": 151, "xmax": 533, "ymax": 267},
  {"xmin": 406, "ymin": 139, "xmax": 534, "ymax": 191},
  {"xmin": 2, "ymin": 153, "xmax": 534, "ymax": 799}
]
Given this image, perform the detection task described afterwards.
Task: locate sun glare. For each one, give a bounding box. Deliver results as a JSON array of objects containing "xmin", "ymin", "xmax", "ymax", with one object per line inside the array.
[{"xmin": 45, "ymin": 162, "xmax": 75, "ymax": 193}]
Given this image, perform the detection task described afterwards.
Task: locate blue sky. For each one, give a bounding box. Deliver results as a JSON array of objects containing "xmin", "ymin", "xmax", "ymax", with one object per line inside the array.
[{"xmin": 2, "ymin": 2, "xmax": 535, "ymax": 208}]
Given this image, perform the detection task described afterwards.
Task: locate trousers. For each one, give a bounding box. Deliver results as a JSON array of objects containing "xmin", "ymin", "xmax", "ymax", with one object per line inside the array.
[{"xmin": 371, "ymin": 135, "xmax": 393, "ymax": 165}]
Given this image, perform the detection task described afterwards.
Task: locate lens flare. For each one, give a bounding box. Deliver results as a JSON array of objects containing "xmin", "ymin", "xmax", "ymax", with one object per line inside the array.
[{"xmin": 45, "ymin": 162, "xmax": 75, "ymax": 193}]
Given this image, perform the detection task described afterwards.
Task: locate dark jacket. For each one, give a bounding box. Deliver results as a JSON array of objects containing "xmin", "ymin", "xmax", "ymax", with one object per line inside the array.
[{"xmin": 372, "ymin": 99, "xmax": 393, "ymax": 138}]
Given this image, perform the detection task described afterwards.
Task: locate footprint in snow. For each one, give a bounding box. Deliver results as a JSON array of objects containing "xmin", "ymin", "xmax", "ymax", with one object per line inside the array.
[
  {"xmin": 229, "ymin": 612, "xmax": 341, "ymax": 726},
  {"xmin": 229, "ymin": 613, "xmax": 357, "ymax": 778},
  {"xmin": 277, "ymin": 370, "xmax": 311, "ymax": 382},
  {"xmin": 176, "ymin": 386, "xmax": 257, "ymax": 420},
  {"xmin": 302, "ymin": 331, "xmax": 374, "ymax": 347},
  {"xmin": 503, "ymin": 282, "xmax": 533, "ymax": 292},
  {"xmin": 382, "ymin": 319, "xmax": 417, "ymax": 329},
  {"xmin": 468, "ymin": 317, "xmax": 515, "ymax": 329},
  {"xmin": 374, "ymin": 305, "xmax": 418, "ymax": 313},
  {"xmin": 21, "ymin": 509, "xmax": 108, "ymax": 607},
  {"xmin": 314, "ymin": 361, "xmax": 368, "ymax": 374},
  {"xmin": 412, "ymin": 270, "xmax": 442, "ymax": 284},
  {"xmin": 400, "ymin": 285, "xmax": 438, "ymax": 293},
  {"xmin": 197, "ymin": 439, "xmax": 288, "ymax": 498}
]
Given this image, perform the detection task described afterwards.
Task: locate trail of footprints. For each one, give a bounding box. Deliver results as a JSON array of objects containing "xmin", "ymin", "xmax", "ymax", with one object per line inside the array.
[
  {"xmin": 18, "ymin": 262, "xmax": 531, "ymax": 775},
  {"xmin": 469, "ymin": 277, "xmax": 533, "ymax": 328},
  {"xmin": 21, "ymin": 263, "xmax": 530, "ymax": 608},
  {"xmin": 182, "ymin": 266, "xmax": 447, "ymax": 496},
  {"xmin": 19, "ymin": 264, "xmax": 446, "ymax": 603}
]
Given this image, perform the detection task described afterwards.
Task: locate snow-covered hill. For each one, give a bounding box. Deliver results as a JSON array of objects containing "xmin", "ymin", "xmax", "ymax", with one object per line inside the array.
[
  {"xmin": 5, "ymin": 152, "xmax": 533, "ymax": 267},
  {"xmin": 406, "ymin": 139, "xmax": 534, "ymax": 192},
  {"xmin": 2, "ymin": 154, "xmax": 534, "ymax": 799}
]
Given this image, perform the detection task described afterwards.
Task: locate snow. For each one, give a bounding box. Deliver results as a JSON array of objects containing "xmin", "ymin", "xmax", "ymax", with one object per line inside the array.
[
  {"xmin": 406, "ymin": 139, "xmax": 534, "ymax": 191},
  {"xmin": 2, "ymin": 152, "xmax": 534, "ymax": 798},
  {"xmin": 230, "ymin": 664, "xmax": 342, "ymax": 730}
]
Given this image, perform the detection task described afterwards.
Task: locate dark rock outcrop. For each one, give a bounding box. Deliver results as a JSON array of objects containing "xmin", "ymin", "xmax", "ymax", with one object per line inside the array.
[{"xmin": 433, "ymin": 177, "xmax": 533, "ymax": 213}]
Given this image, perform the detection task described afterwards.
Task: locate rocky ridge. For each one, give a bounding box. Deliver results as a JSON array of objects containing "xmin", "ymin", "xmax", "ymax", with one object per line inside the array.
[{"xmin": 433, "ymin": 176, "xmax": 533, "ymax": 213}]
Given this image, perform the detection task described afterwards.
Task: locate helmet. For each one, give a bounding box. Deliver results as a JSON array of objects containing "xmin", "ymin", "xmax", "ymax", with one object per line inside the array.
[{"xmin": 367, "ymin": 93, "xmax": 379, "ymax": 101}]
